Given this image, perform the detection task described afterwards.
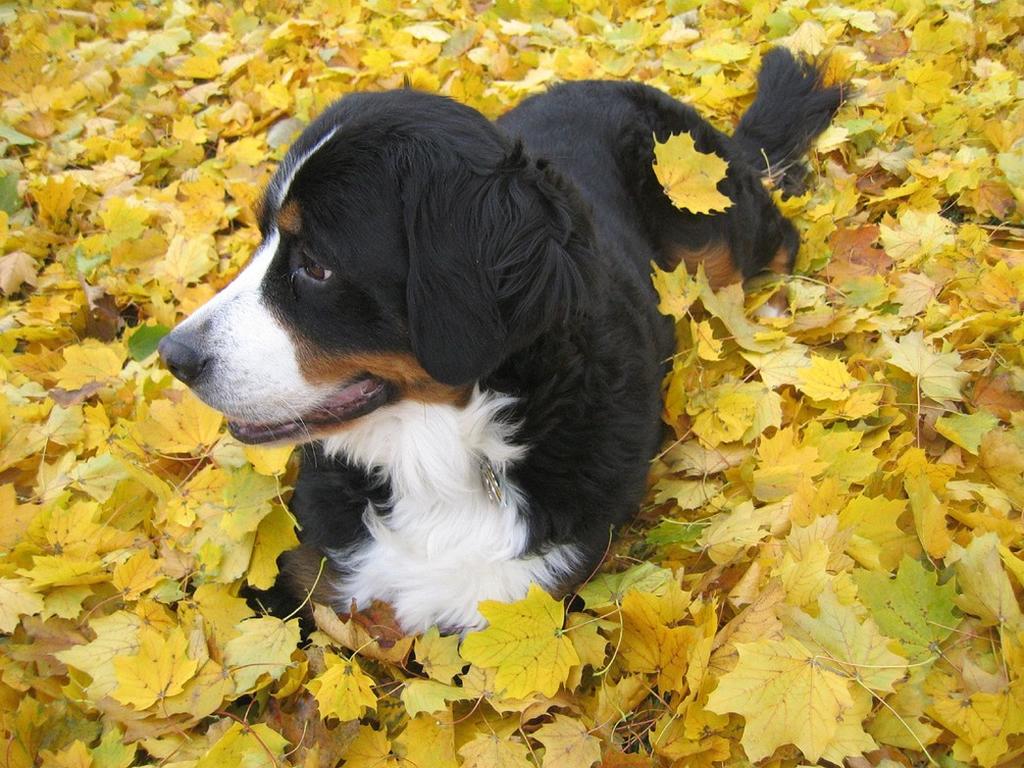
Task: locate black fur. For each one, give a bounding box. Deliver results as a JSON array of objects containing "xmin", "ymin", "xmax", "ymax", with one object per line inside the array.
[
  {"xmin": 403, "ymin": 136, "xmax": 592, "ymax": 386},
  {"xmin": 734, "ymin": 48, "xmax": 845, "ymax": 194},
  {"xmin": 251, "ymin": 50, "xmax": 841, "ymax": 628}
]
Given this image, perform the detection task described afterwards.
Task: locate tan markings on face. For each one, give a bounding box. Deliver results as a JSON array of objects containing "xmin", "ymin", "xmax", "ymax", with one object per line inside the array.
[
  {"xmin": 254, "ymin": 193, "xmax": 268, "ymax": 231},
  {"xmin": 280, "ymin": 543, "xmax": 339, "ymax": 608},
  {"xmin": 669, "ymin": 240, "xmax": 742, "ymax": 289},
  {"xmin": 769, "ymin": 244, "xmax": 794, "ymax": 275},
  {"xmin": 298, "ymin": 347, "xmax": 472, "ymax": 407},
  {"xmin": 277, "ymin": 200, "xmax": 302, "ymax": 235}
]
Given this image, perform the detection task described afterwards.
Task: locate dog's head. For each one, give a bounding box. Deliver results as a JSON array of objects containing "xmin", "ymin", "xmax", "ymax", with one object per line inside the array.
[{"xmin": 159, "ymin": 91, "xmax": 591, "ymax": 445}]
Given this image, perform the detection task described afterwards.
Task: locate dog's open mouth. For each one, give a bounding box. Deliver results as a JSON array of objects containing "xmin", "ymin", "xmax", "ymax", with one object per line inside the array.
[{"xmin": 227, "ymin": 376, "xmax": 391, "ymax": 445}]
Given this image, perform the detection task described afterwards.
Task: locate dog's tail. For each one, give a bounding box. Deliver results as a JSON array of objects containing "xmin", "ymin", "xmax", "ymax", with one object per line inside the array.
[{"xmin": 733, "ymin": 48, "xmax": 844, "ymax": 194}]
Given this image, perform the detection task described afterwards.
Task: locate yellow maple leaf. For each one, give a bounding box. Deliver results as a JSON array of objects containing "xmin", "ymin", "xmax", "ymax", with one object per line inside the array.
[
  {"xmin": 776, "ymin": 539, "xmax": 832, "ymax": 609},
  {"xmin": 698, "ymin": 272, "xmax": 785, "ymax": 353},
  {"xmin": 163, "ymin": 659, "xmax": 235, "ymax": 721},
  {"xmin": 534, "ymin": 715, "xmax": 602, "ymax": 768},
  {"xmin": 341, "ymin": 725, "xmax": 399, "ymax": 768},
  {"xmin": 650, "ymin": 702, "xmax": 731, "ymax": 763},
  {"xmin": 926, "ymin": 672, "xmax": 1021, "ymax": 768},
  {"xmin": 0, "ymin": 250, "xmax": 38, "ymax": 295},
  {"xmin": 458, "ymin": 733, "xmax": 533, "ymax": 768},
  {"xmin": 0, "ymin": 487, "xmax": 36, "ymax": 552},
  {"xmin": 778, "ymin": 20, "xmax": 828, "ymax": 56},
  {"xmin": 565, "ymin": 611, "xmax": 609, "ymax": 675},
  {"xmin": 54, "ymin": 342, "xmax": 125, "ymax": 390},
  {"xmin": 795, "ymin": 355, "xmax": 859, "ymax": 401},
  {"xmin": 19, "ymin": 553, "xmax": 105, "ymax": 588},
  {"xmin": 110, "ymin": 550, "xmax": 162, "ymax": 600},
  {"xmin": 905, "ymin": 472, "xmax": 952, "ymax": 559},
  {"xmin": 247, "ymin": 505, "xmax": 300, "ymax": 590},
  {"xmin": 949, "ymin": 533, "xmax": 1023, "ymax": 631},
  {"xmin": 651, "ymin": 261, "xmax": 698, "ymax": 319},
  {"xmin": 653, "ymin": 131, "xmax": 733, "ymax": 214},
  {"xmin": 823, "ymin": 688, "xmax": 879, "ymax": 764},
  {"xmin": 223, "ymin": 615, "xmax": 300, "ymax": 692},
  {"xmin": 133, "ymin": 390, "xmax": 223, "ymax": 454},
  {"xmin": 307, "ymin": 653, "xmax": 378, "ymax": 721},
  {"xmin": 883, "ymin": 331, "xmax": 968, "ymax": 401},
  {"xmin": 700, "ymin": 501, "xmax": 772, "ymax": 565},
  {"xmin": 705, "ymin": 636, "xmax": 853, "ymax": 762},
  {"xmin": 395, "ymin": 712, "xmax": 458, "ymax": 768},
  {"xmin": 55, "ymin": 611, "xmax": 143, "ymax": 699},
  {"xmin": 112, "ymin": 625, "xmax": 199, "ymax": 710},
  {"xmin": 460, "ymin": 583, "xmax": 579, "ymax": 698},
  {"xmin": 415, "ymin": 625, "xmax": 466, "ymax": 684},
  {"xmin": 691, "ymin": 318, "xmax": 723, "ymax": 361},
  {"xmin": 180, "ymin": 54, "xmax": 222, "ymax": 80},
  {"xmin": 401, "ymin": 679, "xmax": 469, "ymax": 716},
  {"xmin": 32, "ymin": 175, "xmax": 79, "ymax": 227},
  {"xmin": 100, "ymin": 197, "xmax": 149, "ymax": 248},
  {"xmin": 780, "ymin": 589, "xmax": 908, "ymax": 692},
  {"xmin": 653, "ymin": 476, "xmax": 721, "ymax": 511},
  {"xmin": 879, "ymin": 209, "xmax": 954, "ymax": 263},
  {"xmin": 193, "ymin": 583, "xmax": 253, "ymax": 648},
  {"xmin": 979, "ymin": 429, "xmax": 1024, "ymax": 511},
  {"xmin": 224, "ymin": 136, "xmax": 266, "ymax": 167},
  {"xmin": 751, "ymin": 427, "xmax": 827, "ymax": 502},
  {"xmin": 243, "ymin": 443, "xmax": 294, "ymax": 476},
  {"xmin": 839, "ymin": 495, "xmax": 911, "ymax": 572},
  {"xmin": 691, "ymin": 388, "xmax": 759, "ymax": 447},
  {"xmin": 619, "ymin": 581, "xmax": 693, "ymax": 692},
  {"xmin": 0, "ymin": 577, "xmax": 44, "ymax": 632},
  {"xmin": 172, "ymin": 114, "xmax": 208, "ymax": 145},
  {"xmin": 195, "ymin": 722, "xmax": 289, "ymax": 768},
  {"xmin": 741, "ymin": 344, "xmax": 812, "ymax": 388},
  {"xmin": 157, "ymin": 233, "xmax": 218, "ymax": 289},
  {"xmin": 824, "ymin": 387, "xmax": 883, "ymax": 421}
]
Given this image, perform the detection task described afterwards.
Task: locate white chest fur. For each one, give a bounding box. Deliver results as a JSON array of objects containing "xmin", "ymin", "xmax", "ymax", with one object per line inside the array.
[{"xmin": 320, "ymin": 389, "xmax": 578, "ymax": 633}]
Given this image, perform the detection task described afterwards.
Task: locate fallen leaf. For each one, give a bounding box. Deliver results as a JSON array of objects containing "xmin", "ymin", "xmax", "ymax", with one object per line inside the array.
[
  {"xmin": 460, "ymin": 584, "xmax": 579, "ymax": 698},
  {"xmin": 654, "ymin": 131, "xmax": 733, "ymax": 214}
]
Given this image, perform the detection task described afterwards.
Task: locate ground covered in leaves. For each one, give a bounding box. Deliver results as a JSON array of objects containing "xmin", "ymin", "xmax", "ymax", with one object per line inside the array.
[{"xmin": 2, "ymin": 0, "xmax": 1023, "ymax": 766}]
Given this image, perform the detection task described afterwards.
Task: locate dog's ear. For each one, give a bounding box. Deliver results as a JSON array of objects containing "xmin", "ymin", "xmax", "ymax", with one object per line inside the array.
[{"xmin": 403, "ymin": 146, "xmax": 590, "ymax": 386}]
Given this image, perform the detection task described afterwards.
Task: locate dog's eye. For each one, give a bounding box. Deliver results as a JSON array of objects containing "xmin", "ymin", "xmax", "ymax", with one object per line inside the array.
[{"xmin": 300, "ymin": 252, "xmax": 331, "ymax": 282}]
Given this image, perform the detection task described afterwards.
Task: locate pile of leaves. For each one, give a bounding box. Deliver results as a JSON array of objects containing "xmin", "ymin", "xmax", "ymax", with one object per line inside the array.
[{"xmin": 2, "ymin": 0, "xmax": 1023, "ymax": 766}]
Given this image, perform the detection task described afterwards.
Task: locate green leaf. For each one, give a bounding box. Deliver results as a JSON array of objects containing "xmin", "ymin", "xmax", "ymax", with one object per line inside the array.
[
  {"xmin": 935, "ymin": 410, "xmax": 999, "ymax": 455},
  {"xmin": 0, "ymin": 173, "xmax": 20, "ymax": 214},
  {"xmin": 576, "ymin": 562, "xmax": 673, "ymax": 610},
  {"xmin": 780, "ymin": 589, "xmax": 908, "ymax": 692},
  {"xmin": 854, "ymin": 557, "xmax": 958, "ymax": 661},
  {"xmin": 0, "ymin": 124, "xmax": 35, "ymax": 145},
  {"xmin": 127, "ymin": 324, "xmax": 170, "ymax": 362},
  {"xmin": 645, "ymin": 519, "xmax": 709, "ymax": 548}
]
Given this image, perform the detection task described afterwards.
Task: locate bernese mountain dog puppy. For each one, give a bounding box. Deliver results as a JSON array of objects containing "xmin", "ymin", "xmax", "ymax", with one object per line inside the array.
[{"xmin": 159, "ymin": 49, "xmax": 842, "ymax": 634}]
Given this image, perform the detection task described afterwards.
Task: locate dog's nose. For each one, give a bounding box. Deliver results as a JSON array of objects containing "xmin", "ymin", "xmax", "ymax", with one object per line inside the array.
[{"xmin": 158, "ymin": 333, "xmax": 210, "ymax": 386}]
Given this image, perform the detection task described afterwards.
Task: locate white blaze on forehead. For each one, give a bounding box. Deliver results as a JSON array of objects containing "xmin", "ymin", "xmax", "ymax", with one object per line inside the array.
[
  {"xmin": 172, "ymin": 125, "xmax": 347, "ymax": 424},
  {"xmin": 271, "ymin": 126, "xmax": 341, "ymax": 210}
]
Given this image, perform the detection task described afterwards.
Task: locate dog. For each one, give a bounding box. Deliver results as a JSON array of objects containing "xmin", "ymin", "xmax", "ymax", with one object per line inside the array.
[{"xmin": 158, "ymin": 48, "xmax": 842, "ymax": 634}]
